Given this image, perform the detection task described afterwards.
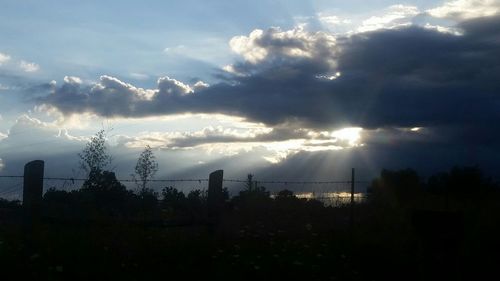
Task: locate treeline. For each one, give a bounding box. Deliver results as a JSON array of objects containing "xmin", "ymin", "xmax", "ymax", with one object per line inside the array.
[
  {"xmin": 368, "ymin": 166, "xmax": 500, "ymax": 210},
  {"xmin": 1, "ymin": 165, "xmax": 498, "ymax": 224},
  {"xmin": 0, "ymin": 171, "xmax": 325, "ymax": 224},
  {"xmin": 42, "ymin": 170, "xmax": 222, "ymax": 223}
]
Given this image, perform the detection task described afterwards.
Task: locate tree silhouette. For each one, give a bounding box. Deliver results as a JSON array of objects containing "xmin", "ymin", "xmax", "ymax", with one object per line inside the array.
[
  {"xmin": 78, "ymin": 130, "xmax": 112, "ymax": 176},
  {"xmin": 133, "ymin": 145, "xmax": 158, "ymax": 192},
  {"xmin": 79, "ymin": 170, "xmax": 135, "ymax": 218},
  {"xmin": 276, "ymin": 189, "xmax": 295, "ymax": 199},
  {"xmin": 369, "ymin": 169, "xmax": 422, "ymax": 207},
  {"xmin": 161, "ymin": 186, "xmax": 186, "ymax": 213},
  {"xmin": 245, "ymin": 174, "xmax": 255, "ymax": 191},
  {"xmin": 236, "ymin": 174, "xmax": 270, "ymax": 202}
]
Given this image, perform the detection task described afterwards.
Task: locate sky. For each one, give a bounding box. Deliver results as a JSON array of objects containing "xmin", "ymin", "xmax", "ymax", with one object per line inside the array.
[{"xmin": 1, "ymin": 0, "xmax": 500, "ymax": 197}]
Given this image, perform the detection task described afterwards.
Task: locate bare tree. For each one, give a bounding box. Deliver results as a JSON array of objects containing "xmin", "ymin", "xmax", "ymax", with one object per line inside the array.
[
  {"xmin": 78, "ymin": 130, "xmax": 112, "ymax": 176},
  {"xmin": 133, "ymin": 145, "xmax": 159, "ymax": 191}
]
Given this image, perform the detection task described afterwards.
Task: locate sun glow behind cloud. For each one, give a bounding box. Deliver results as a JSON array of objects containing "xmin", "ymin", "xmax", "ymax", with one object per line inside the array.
[
  {"xmin": 107, "ymin": 118, "xmax": 365, "ymax": 164},
  {"xmin": 331, "ymin": 127, "xmax": 363, "ymax": 146}
]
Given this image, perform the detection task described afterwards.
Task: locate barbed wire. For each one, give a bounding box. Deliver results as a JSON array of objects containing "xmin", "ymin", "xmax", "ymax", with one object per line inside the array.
[
  {"xmin": 225, "ymin": 179, "xmax": 370, "ymax": 184},
  {"xmin": 0, "ymin": 175, "xmax": 370, "ymax": 185},
  {"xmin": 0, "ymin": 182, "xmax": 23, "ymax": 197}
]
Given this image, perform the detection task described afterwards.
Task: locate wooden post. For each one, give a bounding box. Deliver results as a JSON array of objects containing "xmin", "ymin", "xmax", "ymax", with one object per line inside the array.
[
  {"xmin": 23, "ymin": 160, "xmax": 44, "ymax": 224},
  {"xmin": 208, "ymin": 170, "xmax": 224, "ymax": 219}
]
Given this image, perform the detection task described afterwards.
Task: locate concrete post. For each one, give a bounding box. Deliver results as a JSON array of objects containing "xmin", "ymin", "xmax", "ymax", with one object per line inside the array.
[
  {"xmin": 208, "ymin": 170, "xmax": 223, "ymax": 218},
  {"xmin": 23, "ymin": 160, "xmax": 44, "ymax": 224},
  {"xmin": 350, "ymin": 168, "xmax": 355, "ymax": 229}
]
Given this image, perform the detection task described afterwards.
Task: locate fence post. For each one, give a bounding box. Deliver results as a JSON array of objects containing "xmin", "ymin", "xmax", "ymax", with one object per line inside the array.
[
  {"xmin": 208, "ymin": 170, "xmax": 224, "ymax": 219},
  {"xmin": 350, "ymin": 168, "xmax": 355, "ymax": 228},
  {"xmin": 23, "ymin": 160, "xmax": 44, "ymax": 224},
  {"xmin": 350, "ymin": 168, "xmax": 355, "ymax": 206}
]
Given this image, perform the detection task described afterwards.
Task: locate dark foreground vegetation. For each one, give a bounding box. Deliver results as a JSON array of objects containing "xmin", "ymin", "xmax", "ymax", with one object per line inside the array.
[{"xmin": 1, "ymin": 166, "xmax": 499, "ymax": 280}]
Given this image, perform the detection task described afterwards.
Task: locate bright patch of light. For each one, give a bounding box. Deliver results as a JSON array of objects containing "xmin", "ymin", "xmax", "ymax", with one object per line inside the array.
[
  {"xmin": 410, "ymin": 127, "xmax": 421, "ymax": 132},
  {"xmin": 357, "ymin": 5, "xmax": 419, "ymax": 32},
  {"xmin": 427, "ymin": 0, "xmax": 500, "ymax": 20},
  {"xmin": 295, "ymin": 192, "xmax": 365, "ymax": 199},
  {"xmin": 331, "ymin": 127, "xmax": 362, "ymax": 146},
  {"xmin": 423, "ymin": 23, "xmax": 463, "ymax": 36},
  {"xmin": 316, "ymin": 72, "xmax": 341, "ymax": 80},
  {"xmin": 263, "ymin": 156, "xmax": 281, "ymax": 164}
]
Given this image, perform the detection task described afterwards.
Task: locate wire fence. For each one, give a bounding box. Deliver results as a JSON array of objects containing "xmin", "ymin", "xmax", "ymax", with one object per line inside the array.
[
  {"xmin": 0, "ymin": 175, "xmax": 371, "ymax": 204},
  {"xmin": 0, "ymin": 178, "xmax": 23, "ymax": 201}
]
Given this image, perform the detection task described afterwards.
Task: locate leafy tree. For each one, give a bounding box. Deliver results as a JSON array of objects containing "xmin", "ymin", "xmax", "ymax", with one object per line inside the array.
[
  {"xmin": 276, "ymin": 189, "xmax": 295, "ymax": 199},
  {"xmin": 236, "ymin": 174, "xmax": 270, "ymax": 202},
  {"xmin": 0, "ymin": 198, "xmax": 21, "ymax": 209},
  {"xmin": 186, "ymin": 189, "xmax": 208, "ymax": 219},
  {"xmin": 133, "ymin": 145, "xmax": 159, "ymax": 191},
  {"xmin": 427, "ymin": 166, "xmax": 498, "ymax": 199},
  {"xmin": 79, "ymin": 171, "xmax": 135, "ymax": 218},
  {"xmin": 245, "ymin": 174, "xmax": 255, "ymax": 191},
  {"xmin": 187, "ymin": 189, "xmax": 207, "ymax": 204},
  {"xmin": 78, "ymin": 130, "xmax": 112, "ymax": 176},
  {"xmin": 242, "ymin": 174, "xmax": 268, "ymax": 196},
  {"xmin": 82, "ymin": 170, "xmax": 126, "ymax": 192},
  {"xmin": 221, "ymin": 187, "xmax": 230, "ymax": 201},
  {"xmin": 161, "ymin": 186, "xmax": 186, "ymax": 212},
  {"xmin": 136, "ymin": 187, "xmax": 160, "ymax": 219},
  {"xmin": 369, "ymin": 169, "xmax": 422, "ymax": 206}
]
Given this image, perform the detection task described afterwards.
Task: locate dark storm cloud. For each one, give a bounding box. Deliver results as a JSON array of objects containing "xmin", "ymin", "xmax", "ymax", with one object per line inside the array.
[
  {"xmin": 39, "ymin": 17, "xmax": 500, "ymax": 132},
  {"xmin": 253, "ymin": 137, "xmax": 500, "ymax": 185}
]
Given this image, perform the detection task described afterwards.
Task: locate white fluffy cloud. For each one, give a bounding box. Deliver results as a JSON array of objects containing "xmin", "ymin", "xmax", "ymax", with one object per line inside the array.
[
  {"xmin": 157, "ymin": 76, "xmax": 193, "ymax": 96},
  {"xmin": 40, "ymin": 74, "xmax": 215, "ymax": 119},
  {"xmin": 358, "ymin": 5, "xmax": 420, "ymax": 32},
  {"xmin": 428, "ymin": 0, "xmax": 500, "ymax": 20},
  {"xmin": 229, "ymin": 26, "xmax": 338, "ymax": 65},
  {"xmin": 0, "ymin": 52, "xmax": 10, "ymax": 65},
  {"xmin": 19, "ymin": 60, "xmax": 40, "ymax": 72}
]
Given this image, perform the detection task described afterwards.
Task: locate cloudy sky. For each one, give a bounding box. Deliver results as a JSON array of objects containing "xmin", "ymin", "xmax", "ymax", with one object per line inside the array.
[{"xmin": 1, "ymin": 0, "xmax": 500, "ymax": 196}]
